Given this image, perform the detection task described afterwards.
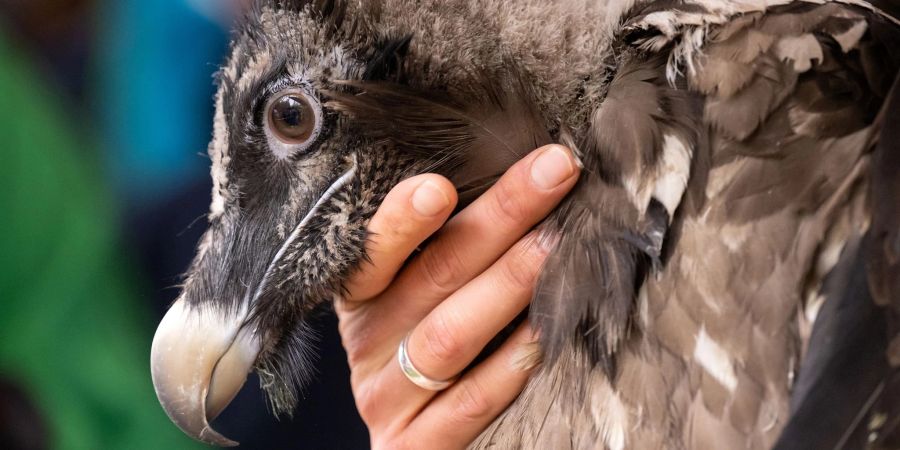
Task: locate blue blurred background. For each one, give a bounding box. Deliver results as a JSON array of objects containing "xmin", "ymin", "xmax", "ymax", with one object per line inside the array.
[{"xmin": 0, "ymin": 1, "xmax": 367, "ymax": 448}]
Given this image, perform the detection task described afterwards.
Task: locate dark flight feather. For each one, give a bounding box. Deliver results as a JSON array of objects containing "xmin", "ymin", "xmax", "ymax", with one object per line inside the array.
[
  {"xmin": 867, "ymin": 70, "xmax": 900, "ymax": 318},
  {"xmin": 775, "ymin": 234, "xmax": 889, "ymax": 449},
  {"xmin": 535, "ymin": 218, "xmax": 645, "ymax": 377},
  {"xmin": 779, "ymin": 69, "xmax": 900, "ymax": 442},
  {"xmin": 865, "ymin": 70, "xmax": 900, "ymax": 448},
  {"xmin": 532, "ymin": 50, "xmax": 701, "ymax": 374}
]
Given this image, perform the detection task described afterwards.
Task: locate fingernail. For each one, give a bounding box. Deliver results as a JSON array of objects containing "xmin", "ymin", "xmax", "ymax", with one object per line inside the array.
[
  {"xmin": 411, "ymin": 180, "xmax": 451, "ymax": 217},
  {"xmin": 531, "ymin": 146, "xmax": 575, "ymax": 190}
]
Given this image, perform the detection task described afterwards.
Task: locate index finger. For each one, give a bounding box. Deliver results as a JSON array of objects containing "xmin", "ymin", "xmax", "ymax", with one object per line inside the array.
[{"xmin": 343, "ymin": 174, "xmax": 458, "ymax": 303}]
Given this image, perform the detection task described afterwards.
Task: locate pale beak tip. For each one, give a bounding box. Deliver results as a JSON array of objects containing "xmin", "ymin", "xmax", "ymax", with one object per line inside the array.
[{"xmin": 151, "ymin": 298, "xmax": 260, "ymax": 448}]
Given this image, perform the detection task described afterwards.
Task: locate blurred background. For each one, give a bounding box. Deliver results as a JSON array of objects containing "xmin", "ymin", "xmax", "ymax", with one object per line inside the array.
[{"xmin": 0, "ymin": 0, "xmax": 367, "ymax": 448}]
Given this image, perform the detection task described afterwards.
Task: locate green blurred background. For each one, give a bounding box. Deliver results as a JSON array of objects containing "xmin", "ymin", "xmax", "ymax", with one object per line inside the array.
[{"xmin": 0, "ymin": 1, "xmax": 367, "ymax": 448}]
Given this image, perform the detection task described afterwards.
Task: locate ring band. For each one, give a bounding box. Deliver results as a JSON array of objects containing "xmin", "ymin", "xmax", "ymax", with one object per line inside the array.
[{"xmin": 397, "ymin": 333, "xmax": 457, "ymax": 391}]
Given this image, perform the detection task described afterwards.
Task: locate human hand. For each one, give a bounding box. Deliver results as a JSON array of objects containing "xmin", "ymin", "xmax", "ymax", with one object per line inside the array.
[{"xmin": 335, "ymin": 145, "xmax": 581, "ymax": 449}]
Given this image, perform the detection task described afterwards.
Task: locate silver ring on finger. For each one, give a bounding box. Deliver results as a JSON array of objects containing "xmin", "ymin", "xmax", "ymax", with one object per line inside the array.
[{"xmin": 397, "ymin": 333, "xmax": 458, "ymax": 391}]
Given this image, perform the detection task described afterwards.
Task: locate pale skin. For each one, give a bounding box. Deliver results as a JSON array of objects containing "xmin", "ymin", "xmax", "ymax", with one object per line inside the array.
[{"xmin": 335, "ymin": 145, "xmax": 581, "ymax": 449}]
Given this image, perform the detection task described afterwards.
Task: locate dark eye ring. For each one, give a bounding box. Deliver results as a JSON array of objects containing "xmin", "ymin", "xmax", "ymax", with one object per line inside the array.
[{"xmin": 265, "ymin": 89, "xmax": 321, "ymax": 156}]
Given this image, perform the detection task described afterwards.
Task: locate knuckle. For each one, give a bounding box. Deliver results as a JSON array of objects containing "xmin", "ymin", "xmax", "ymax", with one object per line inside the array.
[
  {"xmin": 344, "ymin": 341, "xmax": 368, "ymax": 370},
  {"xmin": 339, "ymin": 312, "xmax": 375, "ymax": 368},
  {"xmin": 417, "ymin": 243, "xmax": 466, "ymax": 294},
  {"xmin": 485, "ymin": 178, "xmax": 530, "ymax": 227},
  {"xmin": 354, "ymin": 383, "xmax": 380, "ymax": 422},
  {"xmin": 450, "ymin": 379, "xmax": 494, "ymax": 424},
  {"xmin": 420, "ymin": 312, "xmax": 465, "ymax": 364}
]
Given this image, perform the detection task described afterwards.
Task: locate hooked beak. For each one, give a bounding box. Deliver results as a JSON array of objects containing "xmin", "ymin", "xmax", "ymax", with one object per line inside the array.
[
  {"xmin": 151, "ymin": 156, "xmax": 359, "ymax": 445},
  {"xmin": 150, "ymin": 298, "xmax": 261, "ymax": 446}
]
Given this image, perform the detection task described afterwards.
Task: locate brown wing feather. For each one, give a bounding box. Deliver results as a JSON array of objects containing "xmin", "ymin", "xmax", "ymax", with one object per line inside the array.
[
  {"xmin": 477, "ymin": 3, "xmax": 900, "ymax": 449},
  {"xmin": 532, "ymin": 52, "xmax": 702, "ymax": 373}
]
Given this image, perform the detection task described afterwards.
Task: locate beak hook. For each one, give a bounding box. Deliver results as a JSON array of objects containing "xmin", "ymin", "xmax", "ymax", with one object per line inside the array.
[{"xmin": 150, "ymin": 299, "xmax": 261, "ymax": 446}]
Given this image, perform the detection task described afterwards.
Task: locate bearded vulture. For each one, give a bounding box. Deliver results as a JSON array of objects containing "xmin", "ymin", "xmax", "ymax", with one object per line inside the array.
[{"xmin": 149, "ymin": 0, "xmax": 900, "ymax": 448}]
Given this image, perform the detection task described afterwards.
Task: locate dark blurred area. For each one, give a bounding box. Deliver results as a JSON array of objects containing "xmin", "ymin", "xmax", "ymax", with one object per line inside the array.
[{"xmin": 0, "ymin": 1, "xmax": 367, "ymax": 448}]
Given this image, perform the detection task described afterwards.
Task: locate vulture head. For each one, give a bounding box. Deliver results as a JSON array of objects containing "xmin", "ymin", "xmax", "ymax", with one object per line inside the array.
[{"xmin": 151, "ymin": 0, "xmax": 554, "ymax": 445}]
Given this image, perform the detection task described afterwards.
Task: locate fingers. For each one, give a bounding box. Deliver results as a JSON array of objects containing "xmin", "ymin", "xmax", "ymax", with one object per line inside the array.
[
  {"xmin": 379, "ymin": 144, "xmax": 579, "ymax": 329},
  {"xmin": 402, "ymin": 323, "xmax": 541, "ymax": 449},
  {"xmin": 343, "ymin": 174, "xmax": 458, "ymax": 303},
  {"xmin": 406, "ymin": 233, "xmax": 548, "ymax": 382},
  {"xmin": 365, "ymin": 233, "xmax": 548, "ymax": 423},
  {"xmin": 340, "ymin": 145, "xmax": 578, "ymax": 444}
]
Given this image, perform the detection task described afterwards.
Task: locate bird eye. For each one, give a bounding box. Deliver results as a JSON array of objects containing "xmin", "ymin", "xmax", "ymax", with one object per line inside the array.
[{"xmin": 266, "ymin": 92, "xmax": 318, "ymax": 145}]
